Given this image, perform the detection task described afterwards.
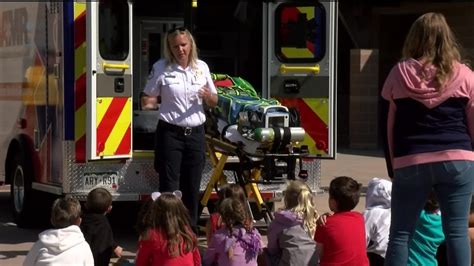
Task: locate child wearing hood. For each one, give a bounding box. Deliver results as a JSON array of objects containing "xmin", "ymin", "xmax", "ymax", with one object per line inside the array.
[
  {"xmin": 363, "ymin": 178, "xmax": 392, "ymax": 266},
  {"xmin": 382, "ymin": 12, "xmax": 474, "ymax": 265},
  {"xmin": 23, "ymin": 196, "xmax": 94, "ymax": 266},
  {"xmin": 266, "ymin": 180, "xmax": 319, "ymax": 266},
  {"xmin": 204, "ymin": 198, "xmax": 262, "ymax": 266}
]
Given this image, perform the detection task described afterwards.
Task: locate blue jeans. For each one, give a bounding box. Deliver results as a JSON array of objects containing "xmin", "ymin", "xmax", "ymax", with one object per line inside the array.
[{"xmin": 385, "ymin": 160, "xmax": 473, "ymax": 266}]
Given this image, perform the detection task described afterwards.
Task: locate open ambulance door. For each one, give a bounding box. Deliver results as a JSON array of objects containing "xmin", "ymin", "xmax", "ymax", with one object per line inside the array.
[
  {"xmin": 263, "ymin": 0, "xmax": 337, "ymax": 158},
  {"xmin": 86, "ymin": 0, "xmax": 133, "ymax": 160}
]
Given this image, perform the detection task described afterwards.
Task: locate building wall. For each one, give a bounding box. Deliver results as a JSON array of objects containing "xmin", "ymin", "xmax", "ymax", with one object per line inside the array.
[
  {"xmin": 341, "ymin": 2, "xmax": 474, "ymax": 149},
  {"xmin": 349, "ymin": 50, "xmax": 379, "ymax": 148}
]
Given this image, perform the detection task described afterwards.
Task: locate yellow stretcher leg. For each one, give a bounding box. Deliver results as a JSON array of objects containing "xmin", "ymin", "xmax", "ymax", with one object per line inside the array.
[
  {"xmin": 200, "ymin": 153, "xmax": 228, "ymax": 207},
  {"xmin": 200, "ymin": 135, "xmax": 273, "ymax": 224}
]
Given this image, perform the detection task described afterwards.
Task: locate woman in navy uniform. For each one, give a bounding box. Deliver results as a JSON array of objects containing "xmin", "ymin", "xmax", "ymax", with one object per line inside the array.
[{"xmin": 142, "ymin": 27, "xmax": 218, "ymax": 228}]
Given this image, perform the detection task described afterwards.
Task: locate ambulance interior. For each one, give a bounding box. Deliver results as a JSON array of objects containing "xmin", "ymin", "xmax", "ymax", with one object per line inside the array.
[{"xmin": 131, "ymin": 0, "xmax": 264, "ymax": 150}]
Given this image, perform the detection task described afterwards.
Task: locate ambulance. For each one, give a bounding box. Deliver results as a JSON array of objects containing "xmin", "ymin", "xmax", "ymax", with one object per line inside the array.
[{"xmin": 0, "ymin": 0, "xmax": 337, "ymax": 226}]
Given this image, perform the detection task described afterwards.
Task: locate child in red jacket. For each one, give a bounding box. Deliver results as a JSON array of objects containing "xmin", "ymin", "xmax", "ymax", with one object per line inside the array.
[
  {"xmin": 315, "ymin": 176, "xmax": 369, "ymax": 266},
  {"xmin": 135, "ymin": 191, "xmax": 201, "ymax": 266}
]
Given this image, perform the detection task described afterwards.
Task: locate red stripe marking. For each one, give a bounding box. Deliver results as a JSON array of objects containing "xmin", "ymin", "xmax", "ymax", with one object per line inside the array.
[
  {"xmin": 75, "ymin": 135, "xmax": 86, "ymax": 163},
  {"xmin": 96, "ymin": 98, "xmax": 128, "ymax": 153},
  {"xmin": 75, "ymin": 74, "xmax": 86, "ymax": 110},
  {"xmin": 115, "ymin": 126, "xmax": 131, "ymax": 155},
  {"xmin": 74, "ymin": 12, "xmax": 86, "ymax": 49},
  {"xmin": 74, "ymin": 74, "xmax": 86, "ymax": 160},
  {"xmin": 279, "ymin": 98, "xmax": 328, "ymax": 150}
]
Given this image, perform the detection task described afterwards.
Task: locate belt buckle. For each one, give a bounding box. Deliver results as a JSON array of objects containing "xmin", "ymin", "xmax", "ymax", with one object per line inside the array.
[{"xmin": 184, "ymin": 127, "xmax": 192, "ymax": 136}]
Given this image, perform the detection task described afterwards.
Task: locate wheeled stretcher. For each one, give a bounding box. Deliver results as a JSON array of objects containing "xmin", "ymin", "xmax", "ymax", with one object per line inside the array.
[{"xmin": 199, "ymin": 74, "xmax": 311, "ymax": 224}]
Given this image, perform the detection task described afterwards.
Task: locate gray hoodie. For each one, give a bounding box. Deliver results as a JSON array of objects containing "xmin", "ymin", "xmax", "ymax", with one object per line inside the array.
[
  {"xmin": 266, "ymin": 210, "xmax": 318, "ymax": 266},
  {"xmin": 23, "ymin": 225, "xmax": 94, "ymax": 266}
]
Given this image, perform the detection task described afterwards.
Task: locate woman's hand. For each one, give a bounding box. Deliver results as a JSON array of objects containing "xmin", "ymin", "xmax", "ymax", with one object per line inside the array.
[{"xmin": 198, "ymin": 85, "xmax": 218, "ymax": 107}]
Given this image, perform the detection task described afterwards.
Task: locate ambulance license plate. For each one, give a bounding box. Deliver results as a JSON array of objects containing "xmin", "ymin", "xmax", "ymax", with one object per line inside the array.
[{"xmin": 83, "ymin": 172, "xmax": 118, "ymax": 190}]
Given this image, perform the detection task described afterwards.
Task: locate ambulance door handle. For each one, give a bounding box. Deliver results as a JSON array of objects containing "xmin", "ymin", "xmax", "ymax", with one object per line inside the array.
[
  {"xmin": 279, "ymin": 64, "xmax": 320, "ymax": 75},
  {"xmin": 103, "ymin": 63, "xmax": 129, "ymax": 73}
]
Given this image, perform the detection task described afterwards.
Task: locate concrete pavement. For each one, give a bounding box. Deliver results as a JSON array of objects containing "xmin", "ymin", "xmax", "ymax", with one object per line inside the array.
[{"xmin": 314, "ymin": 148, "xmax": 390, "ymax": 213}]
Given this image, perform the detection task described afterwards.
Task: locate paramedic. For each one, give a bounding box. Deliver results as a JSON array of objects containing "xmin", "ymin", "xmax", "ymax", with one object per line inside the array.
[{"xmin": 141, "ymin": 27, "xmax": 218, "ymax": 228}]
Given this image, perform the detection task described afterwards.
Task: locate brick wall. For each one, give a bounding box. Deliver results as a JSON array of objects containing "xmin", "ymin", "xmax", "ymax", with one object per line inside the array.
[{"xmin": 349, "ymin": 49, "xmax": 379, "ymax": 149}]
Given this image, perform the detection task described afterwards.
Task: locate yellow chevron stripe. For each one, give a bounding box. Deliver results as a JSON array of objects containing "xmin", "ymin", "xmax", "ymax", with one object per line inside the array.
[
  {"xmin": 297, "ymin": 7, "xmax": 314, "ymax": 20},
  {"xmin": 96, "ymin": 97, "xmax": 113, "ymax": 126},
  {"xmin": 103, "ymin": 98, "xmax": 132, "ymax": 156},
  {"xmin": 75, "ymin": 104, "xmax": 86, "ymax": 141},
  {"xmin": 74, "ymin": 3, "xmax": 86, "ymax": 20},
  {"xmin": 281, "ymin": 48, "xmax": 313, "ymax": 59},
  {"xmin": 303, "ymin": 98, "xmax": 329, "ymax": 125},
  {"xmin": 74, "ymin": 44, "xmax": 86, "ymax": 79},
  {"xmin": 301, "ymin": 134, "xmax": 319, "ymax": 155},
  {"xmin": 302, "ymin": 98, "xmax": 329, "ymax": 155}
]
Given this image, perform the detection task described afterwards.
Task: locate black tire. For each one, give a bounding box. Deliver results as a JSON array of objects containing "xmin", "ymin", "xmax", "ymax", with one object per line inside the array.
[{"xmin": 10, "ymin": 151, "xmax": 34, "ymax": 227}]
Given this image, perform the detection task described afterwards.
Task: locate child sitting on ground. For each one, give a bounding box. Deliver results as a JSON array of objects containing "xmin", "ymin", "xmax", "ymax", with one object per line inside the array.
[
  {"xmin": 204, "ymin": 198, "xmax": 262, "ymax": 266},
  {"xmin": 364, "ymin": 178, "xmax": 392, "ymax": 266},
  {"xmin": 135, "ymin": 191, "xmax": 201, "ymax": 266},
  {"xmin": 315, "ymin": 176, "xmax": 369, "ymax": 266},
  {"xmin": 407, "ymin": 191, "xmax": 445, "ymax": 266},
  {"xmin": 266, "ymin": 180, "xmax": 319, "ymax": 266},
  {"xmin": 24, "ymin": 196, "xmax": 94, "ymax": 265},
  {"xmin": 80, "ymin": 187, "xmax": 123, "ymax": 266},
  {"xmin": 135, "ymin": 197, "xmax": 155, "ymax": 240},
  {"xmin": 206, "ymin": 183, "xmax": 249, "ymax": 243}
]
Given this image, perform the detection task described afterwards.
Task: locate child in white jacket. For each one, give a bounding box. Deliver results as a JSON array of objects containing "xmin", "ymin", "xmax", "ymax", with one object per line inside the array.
[
  {"xmin": 363, "ymin": 178, "xmax": 392, "ymax": 266},
  {"xmin": 23, "ymin": 196, "xmax": 94, "ymax": 266}
]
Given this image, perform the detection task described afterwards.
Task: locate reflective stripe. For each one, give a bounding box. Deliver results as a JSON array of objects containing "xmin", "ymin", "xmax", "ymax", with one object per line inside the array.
[
  {"xmin": 74, "ymin": 3, "xmax": 86, "ymax": 162},
  {"xmin": 96, "ymin": 97, "xmax": 131, "ymax": 156}
]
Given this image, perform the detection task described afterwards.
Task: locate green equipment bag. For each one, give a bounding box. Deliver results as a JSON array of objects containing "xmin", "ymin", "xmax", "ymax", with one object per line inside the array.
[{"xmin": 210, "ymin": 73, "xmax": 280, "ymax": 125}]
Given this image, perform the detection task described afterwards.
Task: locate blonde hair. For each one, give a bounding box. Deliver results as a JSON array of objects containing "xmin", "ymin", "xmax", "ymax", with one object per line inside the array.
[
  {"xmin": 163, "ymin": 28, "xmax": 199, "ymax": 70},
  {"xmin": 402, "ymin": 12, "xmax": 461, "ymax": 89},
  {"xmin": 284, "ymin": 180, "xmax": 318, "ymax": 236}
]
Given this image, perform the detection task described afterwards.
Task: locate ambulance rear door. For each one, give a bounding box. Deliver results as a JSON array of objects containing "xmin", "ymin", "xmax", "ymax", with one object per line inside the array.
[
  {"xmin": 86, "ymin": 0, "xmax": 133, "ymax": 160},
  {"xmin": 263, "ymin": 1, "xmax": 337, "ymax": 158}
]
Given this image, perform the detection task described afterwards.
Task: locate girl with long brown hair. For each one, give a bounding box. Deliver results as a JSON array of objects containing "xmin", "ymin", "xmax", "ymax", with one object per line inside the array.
[
  {"xmin": 135, "ymin": 192, "xmax": 201, "ymax": 266},
  {"xmin": 382, "ymin": 12, "xmax": 474, "ymax": 266}
]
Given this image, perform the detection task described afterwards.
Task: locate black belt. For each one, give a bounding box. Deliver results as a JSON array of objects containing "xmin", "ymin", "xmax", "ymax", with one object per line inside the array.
[{"xmin": 158, "ymin": 120, "xmax": 202, "ymax": 136}]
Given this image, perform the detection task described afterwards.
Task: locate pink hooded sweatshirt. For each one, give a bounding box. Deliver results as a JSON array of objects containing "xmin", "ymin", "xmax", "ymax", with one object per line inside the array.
[{"xmin": 382, "ymin": 58, "xmax": 474, "ymax": 170}]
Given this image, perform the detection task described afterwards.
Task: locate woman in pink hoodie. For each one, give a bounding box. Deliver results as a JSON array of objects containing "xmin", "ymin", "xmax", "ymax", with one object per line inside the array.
[{"xmin": 382, "ymin": 12, "xmax": 474, "ymax": 266}]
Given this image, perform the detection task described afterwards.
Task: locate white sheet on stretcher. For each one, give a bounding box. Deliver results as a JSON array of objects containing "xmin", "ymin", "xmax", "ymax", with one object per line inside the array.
[{"xmin": 217, "ymin": 119, "xmax": 261, "ymax": 154}]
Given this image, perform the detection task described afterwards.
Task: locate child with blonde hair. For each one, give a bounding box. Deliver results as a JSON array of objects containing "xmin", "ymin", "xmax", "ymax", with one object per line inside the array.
[
  {"xmin": 135, "ymin": 191, "xmax": 201, "ymax": 266},
  {"xmin": 266, "ymin": 180, "xmax": 319, "ymax": 266},
  {"xmin": 204, "ymin": 198, "xmax": 262, "ymax": 266}
]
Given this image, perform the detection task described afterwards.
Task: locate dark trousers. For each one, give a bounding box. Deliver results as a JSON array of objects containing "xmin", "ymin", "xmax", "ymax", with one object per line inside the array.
[
  {"xmin": 154, "ymin": 120, "xmax": 205, "ymax": 227},
  {"xmin": 367, "ymin": 252, "xmax": 384, "ymax": 266}
]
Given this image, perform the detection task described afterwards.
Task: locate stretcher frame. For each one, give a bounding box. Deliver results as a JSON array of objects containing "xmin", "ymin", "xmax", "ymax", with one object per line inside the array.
[{"xmin": 199, "ymin": 134, "xmax": 313, "ymax": 224}]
